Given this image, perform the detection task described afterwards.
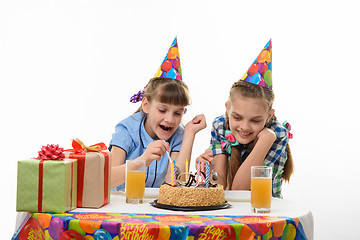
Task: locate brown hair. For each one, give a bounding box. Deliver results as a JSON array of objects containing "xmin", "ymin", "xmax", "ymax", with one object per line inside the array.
[
  {"xmin": 135, "ymin": 77, "xmax": 190, "ymax": 113},
  {"xmin": 225, "ymin": 80, "xmax": 293, "ymax": 188}
]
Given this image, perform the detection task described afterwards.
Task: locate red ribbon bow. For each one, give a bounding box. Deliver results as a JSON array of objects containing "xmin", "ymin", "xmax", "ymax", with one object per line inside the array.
[
  {"xmin": 35, "ymin": 144, "xmax": 65, "ymax": 160},
  {"xmin": 283, "ymin": 121, "xmax": 293, "ymax": 139},
  {"xmin": 34, "ymin": 144, "xmax": 74, "ymax": 212},
  {"xmin": 70, "ymin": 138, "xmax": 107, "ymax": 153}
]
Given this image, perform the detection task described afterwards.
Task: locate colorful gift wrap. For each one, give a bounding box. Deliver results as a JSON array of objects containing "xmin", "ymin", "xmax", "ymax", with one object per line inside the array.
[
  {"xmin": 64, "ymin": 139, "xmax": 111, "ymax": 208},
  {"xmin": 16, "ymin": 159, "xmax": 77, "ymax": 213},
  {"xmin": 13, "ymin": 212, "xmax": 308, "ymax": 240}
]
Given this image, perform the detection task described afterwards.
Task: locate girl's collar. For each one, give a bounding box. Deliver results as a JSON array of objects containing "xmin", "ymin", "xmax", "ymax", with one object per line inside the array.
[{"xmin": 140, "ymin": 115, "xmax": 156, "ymax": 149}]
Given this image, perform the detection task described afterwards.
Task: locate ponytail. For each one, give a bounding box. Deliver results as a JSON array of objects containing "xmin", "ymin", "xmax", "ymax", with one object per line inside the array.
[
  {"xmin": 225, "ymin": 112, "xmax": 243, "ymax": 189},
  {"xmin": 270, "ymin": 116, "xmax": 294, "ymax": 182},
  {"xmin": 282, "ymin": 144, "xmax": 293, "ymax": 182}
]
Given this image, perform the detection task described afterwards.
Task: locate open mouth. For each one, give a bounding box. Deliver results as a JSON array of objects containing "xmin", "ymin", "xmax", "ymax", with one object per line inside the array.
[{"xmin": 160, "ymin": 124, "xmax": 172, "ymax": 132}]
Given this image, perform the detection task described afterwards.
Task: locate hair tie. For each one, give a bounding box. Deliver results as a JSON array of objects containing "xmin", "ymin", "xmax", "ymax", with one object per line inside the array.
[
  {"xmin": 282, "ymin": 121, "xmax": 293, "ymax": 139},
  {"xmin": 130, "ymin": 89, "xmax": 144, "ymax": 103},
  {"xmin": 221, "ymin": 130, "xmax": 239, "ymax": 154}
]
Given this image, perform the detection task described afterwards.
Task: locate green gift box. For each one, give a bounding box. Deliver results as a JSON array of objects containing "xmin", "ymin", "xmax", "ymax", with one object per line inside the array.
[{"xmin": 16, "ymin": 159, "xmax": 77, "ymax": 213}]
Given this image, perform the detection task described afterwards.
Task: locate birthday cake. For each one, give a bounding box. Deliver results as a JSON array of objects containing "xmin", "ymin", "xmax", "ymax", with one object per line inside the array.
[{"xmin": 158, "ymin": 184, "xmax": 225, "ymax": 207}]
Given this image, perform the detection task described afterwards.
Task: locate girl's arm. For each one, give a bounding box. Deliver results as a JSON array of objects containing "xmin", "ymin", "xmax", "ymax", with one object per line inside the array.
[
  {"xmin": 110, "ymin": 146, "xmax": 127, "ymax": 189},
  {"xmin": 231, "ymin": 128, "xmax": 276, "ymax": 190},
  {"xmin": 196, "ymin": 149, "xmax": 228, "ymax": 189},
  {"xmin": 110, "ymin": 141, "xmax": 170, "ymax": 189},
  {"xmin": 210, "ymin": 153, "xmax": 228, "ymax": 189},
  {"xmin": 174, "ymin": 114, "xmax": 206, "ymax": 176}
]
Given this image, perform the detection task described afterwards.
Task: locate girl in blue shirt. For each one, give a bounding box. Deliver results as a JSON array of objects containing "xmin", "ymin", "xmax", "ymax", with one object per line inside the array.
[{"xmin": 110, "ymin": 77, "xmax": 206, "ymax": 190}]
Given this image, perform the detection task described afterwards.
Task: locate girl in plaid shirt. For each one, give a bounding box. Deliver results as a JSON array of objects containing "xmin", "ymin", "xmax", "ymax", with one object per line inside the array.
[
  {"xmin": 198, "ymin": 40, "xmax": 293, "ymax": 198},
  {"xmin": 197, "ymin": 80, "xmax": 293, "ymax": 198}
]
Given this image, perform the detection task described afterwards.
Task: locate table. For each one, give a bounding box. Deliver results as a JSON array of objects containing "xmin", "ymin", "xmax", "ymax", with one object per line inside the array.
[{"xmin": 13, "ymin": 190, "xmax": 314, "ymax": 240}]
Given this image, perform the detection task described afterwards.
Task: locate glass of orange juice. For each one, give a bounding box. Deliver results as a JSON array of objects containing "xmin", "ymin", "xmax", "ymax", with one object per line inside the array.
[
  {"xmin": 125, "ymin": 159, "xmax": 146, "ymax": 204},
  {"xmin": 251, "ymin": 166, "xmax": 272, "ymax": 213}
]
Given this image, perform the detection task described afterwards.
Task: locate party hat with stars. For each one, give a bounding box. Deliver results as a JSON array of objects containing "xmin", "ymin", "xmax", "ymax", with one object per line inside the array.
[
  {"xmin": 240, "ymin": 39, "xmax": 272, "ymax": 89},
  {"xmin": 154, "ymin": 37, "xmax": 182, "ymax": 80},
  {"xmin": 130, "ymin": 37, "xmax": 182, "ymax": 103}
]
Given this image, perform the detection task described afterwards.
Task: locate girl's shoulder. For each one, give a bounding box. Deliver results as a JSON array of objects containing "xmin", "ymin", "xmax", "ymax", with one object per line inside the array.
[
  {"xmin": 268, "ymin": 120, "xmax": 288, "ymax": 140},
  {"xmin": 113, "ymin": 112, "xmax": 145, "ymax": 138},
  {"xmin": 210, "ymin": 114, "xmax": 226, "ymax": 136},
  {"xmin": 212, "ymin": 114, "xmax": 226, "ymax": 126},
  {"xmin": 110, "ymin": 112, "xmax": 144, "ymax": 151},
  {"xmin": 118, "ymin": 112, "xmax": 144, "ymax": 127}
]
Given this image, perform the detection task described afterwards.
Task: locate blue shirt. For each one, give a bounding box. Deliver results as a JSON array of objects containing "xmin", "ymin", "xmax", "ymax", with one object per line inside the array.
[{"xmin": 109, "ymin": 111, "xmax": 185, "ymax": 190}]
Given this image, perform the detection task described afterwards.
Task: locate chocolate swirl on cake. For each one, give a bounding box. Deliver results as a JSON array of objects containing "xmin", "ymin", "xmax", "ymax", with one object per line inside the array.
[{"xmin": 165, "ymin": 171, "xmax": 217, "ymax": 188}]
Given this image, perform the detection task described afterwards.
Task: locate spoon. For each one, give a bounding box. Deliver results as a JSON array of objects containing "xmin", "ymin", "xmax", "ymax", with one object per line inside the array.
[{"xmin": 212, "ymin": 168, "xmax": 218, "ymax": 181}]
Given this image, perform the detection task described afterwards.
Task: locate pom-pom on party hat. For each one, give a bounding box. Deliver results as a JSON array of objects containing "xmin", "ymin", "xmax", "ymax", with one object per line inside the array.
[
  {"xmin": 130, "ymin": 37, "xmax": 182, "ymax": 103},
  {"xmin": 154, "ymin": 36, "xmax": 182, "ymax": 80},
  {"xmin": 240, "ymin": 39, "xmax": 272, "ymax": 89}
]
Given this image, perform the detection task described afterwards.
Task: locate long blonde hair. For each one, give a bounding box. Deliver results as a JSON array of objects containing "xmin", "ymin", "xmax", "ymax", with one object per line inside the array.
[
  {"xmin": 225, "ymin": 80, "xmax": 293, "ymax": 188},
  {"xmin": 135, "ymin": 77, "xmax": 190, "ymax": 113}
]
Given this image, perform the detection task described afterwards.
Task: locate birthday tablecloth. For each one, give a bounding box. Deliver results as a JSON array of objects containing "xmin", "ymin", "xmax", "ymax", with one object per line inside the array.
[{"xmin": 13, "ymin": 212, "xmax": 307, "ymax": 240}]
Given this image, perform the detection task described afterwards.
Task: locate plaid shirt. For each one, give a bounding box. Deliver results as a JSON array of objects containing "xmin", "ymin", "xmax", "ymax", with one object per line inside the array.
[{"xmin": 210, "ymin": 115, "xmax": 289, "ymax": 198}]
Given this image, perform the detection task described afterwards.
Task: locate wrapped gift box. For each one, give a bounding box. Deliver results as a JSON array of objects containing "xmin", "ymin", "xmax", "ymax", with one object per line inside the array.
[
  {"xmin": 64, "ymin": 139, "xmax": 111, "ymax": 208},
  {"xmin": 16, "ymin": 158, "xmax": 77, "ymax": 213}
]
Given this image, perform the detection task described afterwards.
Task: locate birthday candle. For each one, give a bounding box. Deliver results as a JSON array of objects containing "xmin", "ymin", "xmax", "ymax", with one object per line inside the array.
[
  {"xmin": 206, "ymin": 161, "xmax": 210, "ymax": 188},
  {"xmin": 196, "ymin": 160, "xmax": 200, "ymax": 187},
  {"xmin": 173, "ymin": 160, "xmax": 176, "ymax": 186},
  {"xmin": 185, "ymin": 158, "xmax": 189, "ymax": 183},
  {"xmin": 200, "ymin": 160, "xmax": 205, "ymax": 183},
  {"xmin": 170, "ymin": 160, "xmax": 175, "ymax": 186}
]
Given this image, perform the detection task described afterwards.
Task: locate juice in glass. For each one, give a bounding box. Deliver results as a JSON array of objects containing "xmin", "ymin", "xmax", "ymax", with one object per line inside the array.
[
  {"xmin": 251, "ymin": 166, "xmax": 272, "ymax": 213},
  {"xmin": 125, "ymin": 159, "xmax": 146, "ymax": 204},
  {"xmin": 251, "ymin": 177, "xmax": 272, "ymax": 211},
  {"xmin": 126, "ymin": 171, "xmax": 145, "ymax": 202}
]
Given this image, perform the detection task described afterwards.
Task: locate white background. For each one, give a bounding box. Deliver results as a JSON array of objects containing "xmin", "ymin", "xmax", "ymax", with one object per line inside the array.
[{"xmin": 1, "ymin": 1, "xmax": 360, "ymax": 239}]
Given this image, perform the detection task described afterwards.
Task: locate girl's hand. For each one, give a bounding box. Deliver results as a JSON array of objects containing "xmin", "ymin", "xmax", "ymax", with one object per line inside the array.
[
  {"xmin": 255, "ymin": 128, "xmax": 276, "ymax": 146},
  {"xmin": 138, "ymin": 140, "xmax": 170, "ymax": 167},
  {"xmin": 195, "ymin": 149, "xmax": 213, "ymax": 165},
  {"xmin": 196, "ymin": 149, "xmax": 228, "ymax": 188},
  {"xmin": 185, "ymin": 114, "xmax": 207, "ymax": 135}
]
